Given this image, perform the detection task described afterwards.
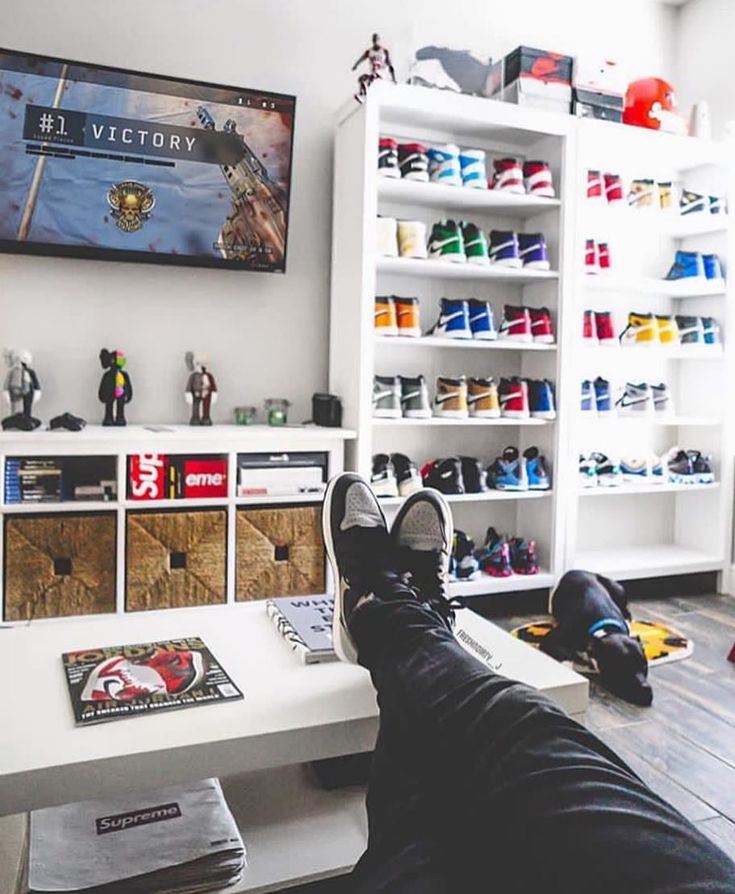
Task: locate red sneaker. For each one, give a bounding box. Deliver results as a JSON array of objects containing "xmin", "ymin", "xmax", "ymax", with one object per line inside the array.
[
  {"xmin": 498, "ymin": 376, "xmax": 530, "ymax": 418},
  {"xmin": 523, "ymin": 160, "xmax": 555, "ymax": 198},
  {"xmin": 595, "ymin": 311, "xmax": 616, "ymax": 346},
  {"xmin": 144, "ymin": 649, "xmax": 205, "ymax": 695},
  {"xmin": 598, "ymin": 242, "xmax": 611, "ymax": 272},
  {"xmin": 81, "ymin": 656, "xmax": 167, "ymax": 703},
  {"xmin": 605, "ymin": 173, "xmax": 624, "ymax": 204},
  {"xmin": 498, "ymin": 305, "xmax": 532, "ymax": 342},
  {"xmin": 529, "ymin": 306, "xmax": 555, "ymax": 344},
  {"xmin": 587, "ymin": 169, "xmax": 604, "ymax": 201},
  {"xmin": 585, "ymin": 238, "xmax": 598, "ymax": 274},
  {"xmin": 492, "ymin": 157, "xmax": 524, "ymax": 194},
  {"xmin": 583, "ymin": 310, "xmax": 596, "ymax": 342}
]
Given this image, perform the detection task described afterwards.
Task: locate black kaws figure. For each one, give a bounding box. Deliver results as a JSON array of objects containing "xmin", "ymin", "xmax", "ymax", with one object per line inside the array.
[
  {"xmin": 540, "ymin": 569, "xmax": 653, "ymax": 706},
  {"xmin": 98, "ymin": 349, "xmax": 132, "ymax": 426}
]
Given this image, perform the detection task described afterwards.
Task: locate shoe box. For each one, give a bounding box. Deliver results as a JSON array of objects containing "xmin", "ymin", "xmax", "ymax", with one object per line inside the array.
[
  {"xmin": 485, "ymin": 46, "xmax": 573, "ymax": 115},
  {"xmin": 572, "ymin": 58, "xmax": 625, "ymax": 123}
]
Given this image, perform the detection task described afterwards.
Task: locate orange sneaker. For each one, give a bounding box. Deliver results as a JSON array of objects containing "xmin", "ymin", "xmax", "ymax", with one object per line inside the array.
[
  {"xmin": 395, "ymin": 296, "xmax": 421, "ymax": 338},
  {"xmin": 375, "ymin": 296, "xmax": 398, "ymax": 336}
]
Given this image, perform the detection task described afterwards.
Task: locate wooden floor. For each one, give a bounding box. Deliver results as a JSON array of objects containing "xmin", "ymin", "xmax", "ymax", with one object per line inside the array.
[
  {"xmin": 285, "ymin": 592, "xmax": 735, "ymax": 892},
  {"xmin": 496, "ymin": 592, "xmax": 735, "ymax": 862}
]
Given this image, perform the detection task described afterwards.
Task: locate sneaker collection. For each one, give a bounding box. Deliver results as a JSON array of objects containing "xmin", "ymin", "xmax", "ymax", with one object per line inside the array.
[
  {"xmin": 579, "ymin": 448, "xmax": 715, "ymax": 489},
  {"xmin": 586, "ymin": 169, "xmax": 727, "ymax": 217},
  {"xmin": 447, "ymin": 527, "xmax": 539, "ymax": 581},
  {"xmin": 377, "ymin": 138, "xmax": 556, "ymax": 199},
  {"xmin": 413, "ymin": 446, "xmax": 551, "ymax": 495},
  {"xmin": 582, "ymin": 309, "xmax": 721, "ymax": 348}
]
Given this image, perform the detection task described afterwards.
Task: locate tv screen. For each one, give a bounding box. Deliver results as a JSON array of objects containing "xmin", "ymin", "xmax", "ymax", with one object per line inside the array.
[{"xmin": 0, "ymin": 49, "xmax": 296, "ymax": 272}]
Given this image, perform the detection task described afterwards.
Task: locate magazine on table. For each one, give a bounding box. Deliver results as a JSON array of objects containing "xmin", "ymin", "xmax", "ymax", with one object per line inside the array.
[{"xmin": 62, "ymin": 636, "xmax": 243, "ymax": 726}]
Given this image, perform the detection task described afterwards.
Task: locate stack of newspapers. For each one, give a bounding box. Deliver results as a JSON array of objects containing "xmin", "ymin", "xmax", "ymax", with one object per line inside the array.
[{"xmin": 20, "ymin": 778, "xmax": 246, "ymax": 893}]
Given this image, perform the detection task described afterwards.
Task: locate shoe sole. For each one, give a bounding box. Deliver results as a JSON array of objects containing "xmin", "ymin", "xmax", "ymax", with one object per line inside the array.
[
  {"xmin": 397, "ymin": 329, "xmax": 422, "ymax": 338},
  {"xmin": 490, "ymin": 258, "xmax": 522, "ymax": 268},
  {"xmin": 532, "ymin": 335, "xmax": 555, "ymax": 344},
  {"xmin": 530, "ymin": 411, "xmax": 556, "ymax": 420},
  {"xmin": 373, "ymin": 409, "xmax": 402, "ymax": 418},
  {"xmin": 433, "ymin": 410, "xmax": 469, "ymax": 418},
  {"xmin": 322, "ymin": 475, "xmax": 388, "ymax": 665},
  {"xmin": 523, "ymin": 260, "xmax": 551, "ymax": 271},
  {"xmin": 403, "ymin": 409, "xmax": 432, "ymax": 418},
  {"xmin": 472, "ymin": 333, "xmax": 498, "ymax": 341},
  {"xmin": 469, "ymin": 410, "xmax": 501, "ymax": 418},
  {"xmin": 371, "ymin": 480, "xmax": 399, "ymax": 497}
]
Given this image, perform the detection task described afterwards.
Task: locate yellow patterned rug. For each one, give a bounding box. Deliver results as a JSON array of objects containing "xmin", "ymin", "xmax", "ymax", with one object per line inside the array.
[{"xmin": 511, "ymin": 618, "xmax": 693, "ymax": 673}]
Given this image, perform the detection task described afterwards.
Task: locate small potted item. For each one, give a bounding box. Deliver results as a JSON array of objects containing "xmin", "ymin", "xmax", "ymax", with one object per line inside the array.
[
  {"xmin": 234, "ymin": 405, "xmax": 257, "ymax": 425},
  {"xmin": 98, "ymin": 349, "xmax": 132, "ymax": 426},
  {"xmin": 352, "ymin": 33, "xmax": 396, "ymax": 103},
  {"xmin": 184, "ymin": 351, "xmax": 218, "ymax": 426},
  {"xmin": 2, "ymin": 349, "xmax": 42, "ymax": 431},
  {"xmin": 264, "ymin": 398, "xmax": 291, "ymax": 426}
]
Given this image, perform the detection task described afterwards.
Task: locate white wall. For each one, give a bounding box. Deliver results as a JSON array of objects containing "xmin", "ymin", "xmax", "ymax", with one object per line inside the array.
[
  {"xmin": 676, "ymin": 0, "xmax": 735, "ymax": 139},
  {"xmin": 0, "ymin": 0, "xmax": 677, "ymax": 425}
]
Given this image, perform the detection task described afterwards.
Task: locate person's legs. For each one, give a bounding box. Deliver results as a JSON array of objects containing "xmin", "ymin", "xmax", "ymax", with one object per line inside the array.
[{"xmin": 324, "ymin": 475, "xmax": 735, "ymax": 894}]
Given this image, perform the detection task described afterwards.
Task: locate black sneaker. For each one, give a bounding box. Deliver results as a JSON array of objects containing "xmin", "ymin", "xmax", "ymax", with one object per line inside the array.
[
  {"xmin": 371, "ymin": 453, "xmax": 398, "ymax": 498},
  {"xmin": 422, "ymin": 457, "xmax": 465, "ymax": 494},
  {"xmin": 398, "ymin": 141, "xmax": 429, "ymax": 182},
  {"xmin": 323, "ymin": 474, "xmax": 405, "ymax": 663},
  {"xmin": 452, "ymin": 530, "xmax": 480, "ymax": 580},
  {"xmin": 391, "ymin": 489, "xmax": 457, "ymax": 625},
  {"xmin": 460, "ymin": 456, "xmax": 488, "ymax": 493},
  {"xmin": 378, "ymin": 136, "xmax": 400, "ymax": 179},
  {"xmin": 391, "ymin": 453, "xmax": 423, "ymax": 497}
]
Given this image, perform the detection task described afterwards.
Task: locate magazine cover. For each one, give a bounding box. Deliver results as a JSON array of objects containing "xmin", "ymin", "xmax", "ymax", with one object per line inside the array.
[{"xmin": 62, "ymin": 636, "xmax": 243, "ymax": 726}]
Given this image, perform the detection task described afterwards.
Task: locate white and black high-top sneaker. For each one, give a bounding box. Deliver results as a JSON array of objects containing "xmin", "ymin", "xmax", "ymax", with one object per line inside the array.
[
  {"xmin": 322, "ymin": 474, "xmax": 407, "ymax": 663},
  {"xmin": 372, "ymin": 375, "xmax": 401, "ymax": 418},
  {"xmin": 615, "ymin": 382, "xmax": 654, "ymax": 416},
  {"xmin": 378, "ymin": 137, "xmax": 400, "ymax": 179},
  {"xmin": 391, "ymin": 452, "xmax": 423, "ymax": 496},
  {"xmin": 400, "ymin": 374, "xmax": 432, "ymax": 418},
  {"xmin": 398, "ymin": 142, "xmax": 429, "ymax": 182},
  {"xmin": 421, "ymin": 457, "xmax": 465, "ymax": 494},
  {"xmin": 391, "ymin": 489, "xmax": 459, "ymax": 627},
  {"xmin": 371, "ymin": 453, "xmax": 399, "ymax": 497}
]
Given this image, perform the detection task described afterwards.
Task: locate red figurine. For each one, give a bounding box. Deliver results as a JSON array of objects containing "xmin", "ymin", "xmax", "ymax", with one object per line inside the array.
[
  {"xmin": 184, "ymin": 351, "xmax": 218, "ymax": 426},
  {"xmin": 352, "ymin": 33, "xmax": 396, "ymax": 103}
]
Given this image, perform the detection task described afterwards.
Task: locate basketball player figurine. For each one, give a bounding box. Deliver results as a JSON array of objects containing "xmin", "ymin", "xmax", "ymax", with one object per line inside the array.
[
  {"xmin": 2, "ymin": 349, "xmax": 42, "ymax": 431},
  {"xmin": 98, "ymin": 349, "xmax": 133, "ymax": 426},
  {"xmin": 352, "ymin": 33, "xmax": 396, "ymax": 103},
  {"xmin": 184, "ymin": 351, "xmax": 218, "ymax": 426}
]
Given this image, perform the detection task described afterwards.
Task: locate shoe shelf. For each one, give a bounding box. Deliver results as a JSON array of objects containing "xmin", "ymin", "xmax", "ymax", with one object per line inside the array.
[
  {"xmin": 579, "ymin": 482, "xmax": 720, "ymax": 497},
  {"xmin": 582, "ymin": 275, "xmax": 726, "ymax": 298},
  {"xmin": 579, "ymin": 342, "xmax": 724, "ymax": 360},
  {"xmin": 579, "ymin": 415, "xmax": 721, "ymax": 427},
  {"xmin": 371, "ymin": 417, "xmax": 552, "ymax": 428},
  {"xmin": 373, "ymin": 334, "xmax": 557, "ymax": 352},
  {"xmin": 377, "ymin": 256, "xmax": 559, "ymax": 282},
  {"xmin": 377, "ymin": 177, "xmax": 561, "ymax": 216},
  {"xmin": 584, "ymin": 206, "xmax": 728, "ymax": 240},
  {"xmin": 450, "ymin": 570, "xmax": 555, "ymax": 597},
  {"xmin": 573, "ymin": 544, "xmax": 724, "ymax": 581},
  {"xmin": 378, "ymin": 490, "xmax": 552, "ymax": 508}
]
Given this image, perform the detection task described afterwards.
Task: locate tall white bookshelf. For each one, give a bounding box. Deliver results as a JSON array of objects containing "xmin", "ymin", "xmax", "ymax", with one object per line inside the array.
[{"xmin": 330, "ymin": 82, "xmax": 734, "ymax": 596}]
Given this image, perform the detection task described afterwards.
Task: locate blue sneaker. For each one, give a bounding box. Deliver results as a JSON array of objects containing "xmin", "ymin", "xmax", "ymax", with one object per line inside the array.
[
  {"xmin": 710, "ymin": 196, "xmax": 727, "ymax": 215},
  {"xmin": 487, "ymin": 447, "xmax": 528, "ymax": 491},
  {"xmin": 702, "ymin": 316, "xmax": 721, "ymax": 345},
  {"xmin": 581, "ymin": 379, "xmax": 594, "ymax": 412},
  {"xmin": 527, "ymin": 379, "xmax": 556, "ymax": 420},
  {"xmin": 524, "ymin": 447, "xmax": 551, "ymax": 490},
  {"xmin": 468, "ymin": 298, "xmax": 497, "ymax": 340},
  {"xmin": 517, "ymin": 233, "xmax": 551, "ymax": 271},
  {"xmin": 620, "ymin": 457, "xmax": 653, "ymax": 484},
  {"xmin": 428, "ymin": 298, "xmax": 472, "ymax": 339},
  {"xmin": 489, "ymin": 230, "xmax": 521, "ymax": 268},
  {"xmin": 703, "ymin": 253, "xmax": 725, "ymax": 284},
  {"xmin": 593, "ymin": 377, "xmax": 613, "ymax": 414},
  {"xmin": 675, "ymin": 314, "xmax": 705, "ymax": 345},
  {"xmin": 459, "ymin": 148, "xmax": 487, "ymax": 189},
  {"xmin": 665, "ymin": 250, "xmax": 705, "ymax": 281},
  {"xmin": 427, "ymin": 143, "xmax": 462, "ymax": 187}
]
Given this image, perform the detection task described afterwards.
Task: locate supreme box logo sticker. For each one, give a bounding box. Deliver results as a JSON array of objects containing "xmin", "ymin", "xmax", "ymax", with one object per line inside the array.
[
  {"xmin": 182, "ymin": 458, "xmax": 228, "ymax": 498},
  {"xmin": 129, "ymin": 453, "xmax": 167, "ymax": 500},
  {"xmin": 96, "ymin": 801, "xmax": 181, "ymax": 834}
]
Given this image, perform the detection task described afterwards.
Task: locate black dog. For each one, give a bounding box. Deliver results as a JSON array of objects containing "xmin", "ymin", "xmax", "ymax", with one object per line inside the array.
[{"xmin": 540, "ymin": 570, "xmax": 653, "ymax": 706}]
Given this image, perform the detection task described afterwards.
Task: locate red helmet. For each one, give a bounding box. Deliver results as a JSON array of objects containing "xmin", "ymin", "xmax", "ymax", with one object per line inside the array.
[{"xmin": 624, "ymin": 78, "xmax": 687, "ymax": 135}]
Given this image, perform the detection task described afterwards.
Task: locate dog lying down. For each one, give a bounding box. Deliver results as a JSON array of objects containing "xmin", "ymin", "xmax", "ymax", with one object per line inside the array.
[{"xmin": 540, "ymin": 569, "xmax": 653, "ymax": 706}]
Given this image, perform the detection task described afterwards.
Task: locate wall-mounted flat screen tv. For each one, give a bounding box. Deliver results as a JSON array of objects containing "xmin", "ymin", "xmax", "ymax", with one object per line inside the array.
[{"xmin": 0, "ymin": 49, "xmax": 296, "ymax": 272}]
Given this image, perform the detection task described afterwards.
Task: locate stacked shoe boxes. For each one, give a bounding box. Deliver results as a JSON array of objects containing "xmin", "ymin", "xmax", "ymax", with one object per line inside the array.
[{"xmin": 486, "ymin": 46, "xmax": 574, "ymax": 115}]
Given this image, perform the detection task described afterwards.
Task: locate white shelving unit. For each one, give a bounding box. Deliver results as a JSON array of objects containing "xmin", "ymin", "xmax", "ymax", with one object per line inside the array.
[
  {"xmin": 330, "ymin": 83, "xmax": 734, "ymax": 595},
  {"xmin": 568, "ymin": 117, "xmax": 734, "ymax": 584},
  {"xmin": 331, "ymin": 83, "xmax": 575, "ymax": 596},
  {"xmin": 0, "ymin": 424, "xmax": 354, "ymax": 622}
]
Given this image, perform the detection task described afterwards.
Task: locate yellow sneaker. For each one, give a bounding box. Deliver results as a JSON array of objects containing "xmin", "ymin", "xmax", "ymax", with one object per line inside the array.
[
  {"xmin": 655, "ymin": 314, "xmax": 679, "ymax": 344},
  {"xmin": 620, "ymin": 312, "xmax": 657, "ymax": 346},
  {"xmin": 434, "ymin": 376, "xmax": 469, "ymax": 418},
  {"xmin": 375, "ymin": 296, "xmax": 398, "ymax": 336},
  {"xmin": 468, "ymin": 377, "xmax": 500, "ymax": 418}
]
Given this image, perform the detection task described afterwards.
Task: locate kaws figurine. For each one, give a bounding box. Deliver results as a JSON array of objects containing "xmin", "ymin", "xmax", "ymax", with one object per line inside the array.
[
  {"xmin": 184, "ymin": 351, "xmax": 218, "ymax": 425},
  {"xmin": 352, "ymin": 33, "xmax": 396, "ymax": 103},
  {"xmin": 2, "ymin": 349, "xmax": 41, "ymax": 431},
  {"xmin": 98, "ymin": 349, "xmax": 132, "ymax": 426}
]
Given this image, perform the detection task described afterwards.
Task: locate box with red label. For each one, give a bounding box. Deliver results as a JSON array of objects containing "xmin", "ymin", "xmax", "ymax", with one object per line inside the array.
[
  {"xmin": 128, "ymin": 454, "xmax": 168, "ymax": 501},
  {"xmin": 181, "ymin": 458, "xmax": 228, "ymax": 499}
]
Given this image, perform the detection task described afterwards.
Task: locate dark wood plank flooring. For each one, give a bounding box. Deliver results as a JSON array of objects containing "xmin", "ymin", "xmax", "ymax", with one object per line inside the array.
[{"xmin": 283, "ymin": 593, "xmax": 735, "ymax": 891}]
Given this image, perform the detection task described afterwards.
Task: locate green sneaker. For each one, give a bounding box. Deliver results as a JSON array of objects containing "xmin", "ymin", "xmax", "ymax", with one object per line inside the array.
[
  {"xmin": 460, "ymin": 221, "xmax": 489, "ymax": 266},
  {"xmin": 427, "ymin": 219, "xmax": 466, "ymax": 263}
]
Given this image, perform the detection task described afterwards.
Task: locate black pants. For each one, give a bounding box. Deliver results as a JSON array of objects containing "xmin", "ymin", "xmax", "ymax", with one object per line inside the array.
[{"xmin": 349, "ymin": 596, "xmax": 735, "ymax": 893}]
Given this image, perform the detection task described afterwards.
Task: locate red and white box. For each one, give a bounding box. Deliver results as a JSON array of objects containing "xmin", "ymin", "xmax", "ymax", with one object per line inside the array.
[
  {"xmin": 128, "ymin": 454, "xmax": 167, "ymax": 501},
  {"xmin": 181, "ymin": 458, "xmax": 228, "ymax": 499}
]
